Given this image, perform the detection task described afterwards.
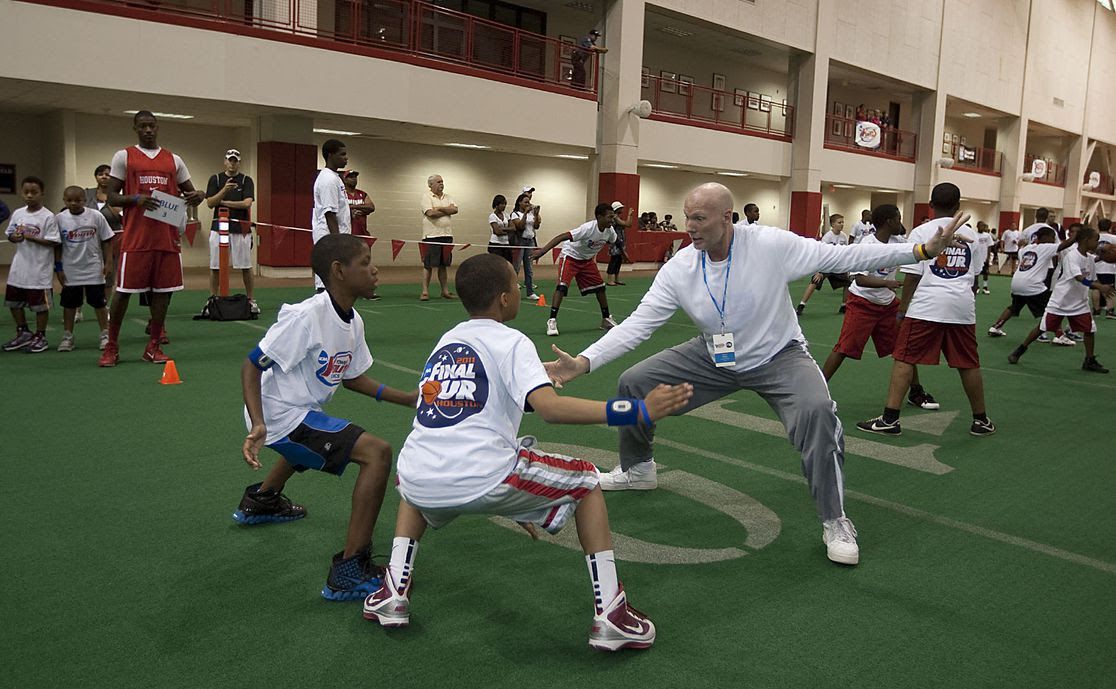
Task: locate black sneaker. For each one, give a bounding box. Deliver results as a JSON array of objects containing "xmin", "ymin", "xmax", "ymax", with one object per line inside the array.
[
  {"xmin": 856, "ymin": 416, "xmax": 901, "ymax": 436},
  {"xmin": 838, "ymin": 304, "xmax": 847, "ymax": 314},
  {"xmin": 1083, "ymin": 357, "xmax": 1109, "ymax": 374},
  {"xmin": 322, "ymin": 547, "xmax": 384, "ymax": 601},
  {"xmin": 907, "ymin": 390, "xmax": 940, "ymax": 410},
  {"xmin": 970, "ymin": 418, "xmax": 996, "ymax": 436},
  {"xmin": 796, "ymin": 304, "xmax": 805, "ymax": 317},
  {"xmin": 232, "ymin": 482, "xmax": 307, "ymax": 525},
  {"xmin": 1007, "ymin": 345, "xmax": 1026, "ymax": 364}
]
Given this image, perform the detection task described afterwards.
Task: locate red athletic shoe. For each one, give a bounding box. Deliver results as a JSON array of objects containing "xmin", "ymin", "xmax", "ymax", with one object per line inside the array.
[
  {"xmin": 98, "ymin": 342, "xmax": 119, "ymax": 367},
  {"xmin": 362, "ymin": 568, "xmax": 411, "ymax": 627},
  {"xmin": 142, "ymin": 341, "xmax": 170, "ymax": 363},
  {"xmin": 589, "ymin": 586, "xmax": 655, "ymax": 651},
  {"xmin": 145, "ymin": 321, "xmax": 170, "ymax": 345}
]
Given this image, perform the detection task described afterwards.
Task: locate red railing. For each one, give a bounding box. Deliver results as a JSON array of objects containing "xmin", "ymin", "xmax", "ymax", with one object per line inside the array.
[
  {"xmin": 32, "ymin": 0, "xmax": 597, "ymax": 96},
  {"xmin": 946, "ymin": 146, "xmax": 1002, "ymax": 176},
  {"xmin": 1023, "ymin": 155, "xmax": 1067, "ymax": 187},
  {"xmin": 641, "ymin": 76, "xmax": 794, "ymax": 141},
  {"xmin": 823, "ymin": 114, "xmax": 917, "ymax": 162},
  {"xmin": 1083, "ymin": 171, "xmax": 1115, "ymax": 195}
]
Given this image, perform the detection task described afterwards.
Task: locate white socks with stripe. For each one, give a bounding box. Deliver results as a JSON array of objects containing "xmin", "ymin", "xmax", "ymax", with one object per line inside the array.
[
  {"xmin": 585, "ymin": 550, "xmax": 619, "ymax": 614},
  {"xmin": 389, "ymin": 537, "xmax": 418, "ymax": 594}
]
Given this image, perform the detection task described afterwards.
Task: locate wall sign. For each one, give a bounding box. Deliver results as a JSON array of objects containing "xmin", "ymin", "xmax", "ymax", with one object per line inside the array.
[{"xmin": 0, "ymin": 164, "xmax": 15, "ymax": 194}]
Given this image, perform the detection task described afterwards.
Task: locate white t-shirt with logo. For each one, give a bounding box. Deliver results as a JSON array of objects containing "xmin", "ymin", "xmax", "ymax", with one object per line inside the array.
[
  {"xmin": 311, "ymin": 168, "xmax": 351, "ymax": 244},
  {"xmin": 245, "ymin": 292, "xmax": 374, "ymax": 444},
  {"xmin": 1095, "ymin": 232, "xmax": 1116, "ymax": 276},
  {"xmin": 822, "ymin": 230, "xmax": 848, "ymax": 246},
  {"xmin": 902, "ymin": 218, "xmax": 980, "ymax": 324},
  {"xmin": 1046, "ymin": 249, "xmax": 1095, "ymax": 316},
  {"xmin": 56, "ymin": 209, "xmax": 115, "ymax": 286},
  {"xmin": 488, "ymin": 212, "xmax": 511, "ymax": 246},
  {"xmin": 1020, "ymin": 222, "xmax": 1051, "ymax": 246},
  {"xmin": 849, "ymin": 233, "xmax": 904, "ymax": 305},
  {"xmin": 561, "ymin": 220, "xmax": 617, "ymax": 261},
  {"xmin": 851, "ymin": 221, "xmax": 875, "ymax": 244},
  {"xmin": 397, "ymin": 319, "xmax": 553, "ymax": 509},
  {"xmin": 5, "ymin": 206, "xmax": 60, "ymax": 289},
  {"xmin": 1001, "ymin": 229, "xmax": 1020, "ymax": 252},
  {"xmin": 1011, "ymin": 243, "xmax": 1059, "ymax": 296},
  {"xmin": 975, "ymin": 233, "xmax": 995, "ymax": 263}
]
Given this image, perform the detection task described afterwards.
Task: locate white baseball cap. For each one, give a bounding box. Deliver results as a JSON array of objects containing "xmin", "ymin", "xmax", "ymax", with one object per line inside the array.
[
  {"xmin": 225, "ymin": 149, "xmax": 241, "ymax": 160},
  {"xmin": 522, "ymin": 185, "xmax": 535, "ymax": 193},
  {"xmin": 611, "ymin": 201, "xmax": 624, "ymax": 211}
]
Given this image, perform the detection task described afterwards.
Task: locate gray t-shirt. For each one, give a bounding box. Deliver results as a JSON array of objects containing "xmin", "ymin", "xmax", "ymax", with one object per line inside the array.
[{"xmin": 57, "ymin": 208, "xmax": 115, "ymax": 286}]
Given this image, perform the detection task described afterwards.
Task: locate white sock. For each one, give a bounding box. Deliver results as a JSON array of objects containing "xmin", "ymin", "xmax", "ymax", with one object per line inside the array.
[
  {"xmin": 586, "ymin": 550, "xmax": 619, "ymax": 614},
  {"xmin": 389, "ymin": 537, "xmax": 418, "ymax": 594}
]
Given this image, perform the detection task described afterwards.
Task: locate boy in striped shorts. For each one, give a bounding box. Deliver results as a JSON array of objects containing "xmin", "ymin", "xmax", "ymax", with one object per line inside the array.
[{"xmin": 363, "ymin": 254, "xmax": 692, "ymax": 651}]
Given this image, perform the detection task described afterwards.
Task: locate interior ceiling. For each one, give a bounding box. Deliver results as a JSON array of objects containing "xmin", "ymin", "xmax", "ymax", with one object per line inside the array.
[
  {"xmin": 643, "ymin": 7, "xmax": 797, "ymax": 74},
  {"xmin": 828, "ymin": 61, "xmax": 923, "ymax": 96},
  {"xmin": 1028, "ymin": 119, "xmax": 1073, "ymax": 138},
  {"xmin": 944, "ymin": 97, "xmax": 1009, "ymax": 122}
]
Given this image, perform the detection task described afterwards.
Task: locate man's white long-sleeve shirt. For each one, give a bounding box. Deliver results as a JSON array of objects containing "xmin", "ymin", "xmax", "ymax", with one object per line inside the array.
[{"xmin": 580, "ymin": 223, "xmax": 922, "ymax": 373}]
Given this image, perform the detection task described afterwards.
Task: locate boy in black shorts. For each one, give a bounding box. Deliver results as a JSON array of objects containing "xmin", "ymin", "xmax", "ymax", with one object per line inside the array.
[{"xmin": 54, "ymin": 186, "xmax": 115, "ymax": 351}]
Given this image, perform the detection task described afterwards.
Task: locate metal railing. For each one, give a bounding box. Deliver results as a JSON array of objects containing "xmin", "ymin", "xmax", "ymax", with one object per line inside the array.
[
  {"xmin": 37, "ymin": 0, "xmax": 597, "ymax": 95},
  {"xmin": 641, "ymin": 76, "xmax": 794, "ymax": 141},
  {"xmin": 1023, "ymin": 155, "xmax": 1067, "ymax": 187},
  {"xmin": 823, "ymin": 114, "xmax": 917, "ymax": 162},
  {"xmin": 946, "ymin": 145, "xmax": 1002, "ymax": 176}
]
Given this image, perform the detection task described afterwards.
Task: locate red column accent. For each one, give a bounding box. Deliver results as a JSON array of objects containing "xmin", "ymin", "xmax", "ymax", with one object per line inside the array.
[
  {"xmin": 914, "ymin": 202, "xmax": 932, "ymax": 223},
  {"xmin": 788, "ymin": 191, "xmax": 822, "ymax": 238},
  {"xmin": 1062, "ymin": 216, "xmax": 1081, "ymax": 228},
  {"xmin": 598, "ymin": 172, "xmax": 642, "ymax": 261},
  {"xmin": 998, "ymin": 210, "xmax": 1020, "ymax": 232},
  {"xmin": 256, "ymin": 141, "xmax": 317, "ymax": 268}
]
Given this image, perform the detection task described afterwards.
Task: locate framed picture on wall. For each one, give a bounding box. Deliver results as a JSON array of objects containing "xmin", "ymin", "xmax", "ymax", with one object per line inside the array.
[
  {"xmin": 960, "ymin": 136, "xmax": 967, "ymax": 146},
  {"xmin": 832, "ymin": 116, "xmax": 844, "ymax": 137},
  {"xmin": 943, "ymin": 132, "xmax": 951, "ymax": 144},
  {"xmin": 560, "ymin": 35, "xmax": 576, "ymax": 60},
  {"xmin": 952, "ymin": 134, "xmax": 960, "ymax": 143},
  {"xmin": 734, "ymin": 88, "xmax": 747, "ymax": 107},
  {"xmin": 712, "ymin": 73, "xmax": 726, "ymax": 91},
  {"xmin": 712, "ymin": 92, "xmax": 725, "ymax": 112},
  {"xmin": 942, "ymin": 142, "xmax": 952, "ymax": 154},
  {"xmin": 678, "ymin": 74, "xmax": 694, "ymax": 97},
  {"xmin": 560, "ymin": 62, "xmax": 573, "ymax": 82},
  {"xmin": 833, "ymin": 101, "xmax": 844, "ymax": 116},
  {"xmin": 748, "ymin": 91, "xmax": 761, "ymax": 110},
  {"xmin": 759, "ymin": 95, "xmax": 772, "ymax": 113},
  {"xmin": 844, "ymin": 104, "xmax": 854, "ymax": 119},
  {"xmin": 660, "ymin": 71, "xmax": 677, "ymax": 93}
]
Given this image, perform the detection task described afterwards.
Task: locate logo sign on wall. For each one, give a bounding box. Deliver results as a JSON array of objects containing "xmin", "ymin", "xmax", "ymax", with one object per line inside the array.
[
  {"xmin": 0, "ymin": 163, "xmax": 15, "ymax": 194},
  {"xmin": 1088, "ymin": 171, "xmax": 1101, "ymax": 189},
  {"xmin": 1031, "ymin": 158, "xmax": 1048, "ymax": 179},
  {"xmin": 855, "ymin": 121, "xmax": 881, "ymax": 149},
  {"xmin": 959, "ymin": 146, "xmax": 976, "ymax": 163}
]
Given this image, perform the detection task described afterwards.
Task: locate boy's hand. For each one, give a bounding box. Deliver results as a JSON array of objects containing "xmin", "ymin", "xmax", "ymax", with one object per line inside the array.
[
  {"xmin": 643, "ymin": 383, "xmax": 693, "ymax": 422},
  {"xmin": 543, "ymin": 344, "xmax": 589, "ymax": 388},
  {"xmin": 530, "ymin": 248, "xmax": 545, "ymax": 260},
  {"xmin": 923, "ymin": 211, "xmax": 972, "ymax": 256},
  {"xmin": 9, "ymin": 229, "xmax": 24, "ymax": 243},
  {"xmin": 407, "ymin": 389, "xmax": 420, "ymax": 406},
  {"xmin": 243, "ymin": 424, "xmax": 266, "ymax": 469},
  {"xmin": 516, "ymin": 521, "xmax": 541, "ymax": 540}
]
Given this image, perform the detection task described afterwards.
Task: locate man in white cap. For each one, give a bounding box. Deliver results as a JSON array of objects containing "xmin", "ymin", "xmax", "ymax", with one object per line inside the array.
[
  {"xmin": 205, "ymin": 148, "xmax": 257, "ymax": 313},
  {"xmin": 606, "ymin": 201, "xmax": 633, "ymax": 286}
]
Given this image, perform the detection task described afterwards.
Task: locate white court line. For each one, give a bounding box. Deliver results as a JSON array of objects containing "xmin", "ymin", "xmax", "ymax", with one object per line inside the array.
[
  {"xmin": 232, "ymin": 320, "xmax": 267, "ymax": 331},
  {"xmin": 655, "ymin": 437, "xmax": 1116, "ymax": 575},
  {"xmin": 378, "ymin": 360, "xmax": 421, "ymax": 376}
]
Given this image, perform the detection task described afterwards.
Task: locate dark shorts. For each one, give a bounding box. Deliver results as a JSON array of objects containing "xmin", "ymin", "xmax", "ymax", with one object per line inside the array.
[
  {"xmin": 1007, "ymin": 291, "xmax": 1049, "ymax": 318},
  {"xmin": 422, "ymin": 236, "xmax": 454, "ymax": 268},
  {"xmin": 488, "ymin": 245, "xmax": 514, "ymax": 263},
  {"xmin": 811, "ymin": 272, "xmax": 852, "ymax": 289},
  {"xmin": 607, "ymin": 254, "xmax": 623, "ymax": 275},
  {"xmin": 60, "ymin": 284, "xmax": 108, "ymax": 309},
  {"xmin": 4, "ymin": 285, "xmax": 49, "ymax": 312},
  {"xmin": 833, "ymin": 294, "xmax": 898, "ymax": 359},
  {"xmin": 1099, "ymin": 274, "xmax": 1115, "ymax": 285},
  {"xmin": 267, "ymin": 411, "xmax": 365, "ymax": 476},
  {"xmin": 894, "ymin": 317, "xmax": 979, "ymax": 369},
  {"xmin": 1005, "ymin": 251, "xmax": 1018, "ymax": 259}
]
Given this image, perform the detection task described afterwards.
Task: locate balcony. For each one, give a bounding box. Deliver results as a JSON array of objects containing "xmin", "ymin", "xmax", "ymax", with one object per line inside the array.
[
  {"xmin": 641, "ymin": 76, "xmax": 793, "ymax": 142},
  {"xmin": 823, "ymin": 114, "xmax": 916, "ymax": 162},
  {"xmin": 1084, "ymin": 171, "xmax": 1116, "ymax": 195},
  {"xmin": 945, "ymin": 146, "xmax": 1002, "ymax": 176},
  {"xmin": 27, "ymin": 0, "xmax": 597, "ymax": 97},
  {"xmin": 1023, "ymin": 155, "xmax": 1067, "ymax": 187}
]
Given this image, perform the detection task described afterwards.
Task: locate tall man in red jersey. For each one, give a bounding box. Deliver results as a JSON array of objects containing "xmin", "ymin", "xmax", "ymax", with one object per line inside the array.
[{"xmin": 99, "ymin": 111, "xmax": 205, "ymax": 367}]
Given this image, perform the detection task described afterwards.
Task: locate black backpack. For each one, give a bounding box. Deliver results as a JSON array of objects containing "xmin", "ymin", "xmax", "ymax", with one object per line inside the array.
[{"xmin": 194, "ymin": 294, "xmax": 256, "ymax": 321}]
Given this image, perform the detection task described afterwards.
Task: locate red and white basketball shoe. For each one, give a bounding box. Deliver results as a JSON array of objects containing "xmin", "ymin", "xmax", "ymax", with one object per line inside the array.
[
  {"xmin": 589, "ymin": 586, "xmax": 655, "ymax": 651},
  {"xmin": 363, "ymin": 568, "xmax": 411, "ymax": 627}
]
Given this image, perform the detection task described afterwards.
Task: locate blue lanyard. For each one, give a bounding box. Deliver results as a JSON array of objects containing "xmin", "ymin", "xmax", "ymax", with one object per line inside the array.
[{"xmin": 700, "ymin": 236, "xmax": 732, "ymax": 333}]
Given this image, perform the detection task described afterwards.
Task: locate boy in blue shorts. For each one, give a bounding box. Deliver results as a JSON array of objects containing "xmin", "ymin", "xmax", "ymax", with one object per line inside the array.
[
  {"xmin": 362, "ymin": 253, "xmax": 693, "ymax": 651},
  {"xmin": 54, "ymin": 186, "xmax": 115, "ymax": 351},
  {"xmin": 238, "ymin": 234, "xmax": 418, "ymax": 600}
]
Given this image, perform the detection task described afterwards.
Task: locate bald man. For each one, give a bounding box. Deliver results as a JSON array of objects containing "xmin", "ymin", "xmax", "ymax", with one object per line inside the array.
[{"xmin": 545, "ymin": 183, "xmax": 968, "ymax": 566}]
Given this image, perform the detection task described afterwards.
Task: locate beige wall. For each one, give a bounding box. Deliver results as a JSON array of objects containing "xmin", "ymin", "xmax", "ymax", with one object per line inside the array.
[
  {"xmin": 939, "ymin": 167, "xmax": 1002, "ymax": 202},
  {"xmin": 637, "ymin": 169, "xmax": 786, "ymax": 229},
  {"xmin": 1022, "ymin": 0, "xmax": 1094, "ymax": 133},
  {"xmin": 0, "ymin": 112, "xmax": 46, "ymax": 266},
  {"xmin": 940, "ymin": 0, "xmax": 1029, "ymax": 116},
  {"xmin": 827, "ymin": 0, "xmax": 943, "ymax": 90},
  {"xmin": 638, "ymin": 120, "xmax": 792, "ymax": 178},
  {"xmin": 1086, "ymin": 4, "xmax": 1116, "ymax": 145},
  {"xmin": 649, "ymin": 0, "xmax": 817, "ymax": 52}
]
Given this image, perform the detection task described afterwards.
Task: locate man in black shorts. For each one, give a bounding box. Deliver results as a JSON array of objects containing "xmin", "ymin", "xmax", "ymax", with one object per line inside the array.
[{"xmin": 420, "ymin": 174, "xmax": 458, "ymax": 300}]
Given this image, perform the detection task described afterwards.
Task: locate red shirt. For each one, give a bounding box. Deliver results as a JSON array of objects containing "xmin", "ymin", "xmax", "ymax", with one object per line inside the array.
[
  {"xmin": 122, "ymin": 147, "xmax": 181, "ymax": 253},
  {"xmin": 347, "ymin": 189, "xmax": 369, "ymax": 236}
]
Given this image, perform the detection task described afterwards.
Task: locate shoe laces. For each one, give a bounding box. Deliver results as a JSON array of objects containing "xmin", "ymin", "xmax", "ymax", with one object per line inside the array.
[{"xmin": 828, "ymin": 517, "xmax": 857, "ymax": 543}]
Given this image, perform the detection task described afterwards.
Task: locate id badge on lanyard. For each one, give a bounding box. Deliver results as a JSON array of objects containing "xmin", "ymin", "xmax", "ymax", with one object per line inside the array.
[
  {"xmin": 701, "ymin": 242, "xmax": 736, "ymax": 368},
  {"xmin": 711, "ymin": 331, "xmax": 735, "ymax": 368}
]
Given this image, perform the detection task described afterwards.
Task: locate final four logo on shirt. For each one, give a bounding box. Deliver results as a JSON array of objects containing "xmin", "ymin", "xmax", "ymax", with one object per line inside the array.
[
  {"xmin": 417, "ymin": 343, "xmax": 489, "ymax": 428},
  {"xmin": 315, "ymin": 349, "xmax": 354, "ymax": 387},
  {"xmin": 929, "ymin": 242, "xmax": 973, "ymax": 279}
]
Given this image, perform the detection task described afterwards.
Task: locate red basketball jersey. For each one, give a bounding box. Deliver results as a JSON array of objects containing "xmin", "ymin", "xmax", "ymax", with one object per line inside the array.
[{"xmin": 122, "ymin": 146, "xmax": 181, "ymax": 253}]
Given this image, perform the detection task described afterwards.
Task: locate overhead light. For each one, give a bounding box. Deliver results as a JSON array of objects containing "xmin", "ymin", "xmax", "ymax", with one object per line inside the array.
[
  {"xmin": 962, "ymin": 112, "xmax": 982, "ymax": 118},
  {"xmin": 445, "ymin": 143, "xmax": 490, "ymax": 149},
  {"xmin": 874, "ymin": 189, "xmax": 896, "ymax": 193},
  {"xmin": 831, "ymin": 184, "xmax": 856, "ymax": 189},
  {"xmin": 658, "ymin": 26, "xmax": 693, "ymax": 37},
  {"xmin": 643, "ymin": 163, "xmax": 678, "ymax": 169},
  {"xmin": 124, "ymin": 110, "xmax": 194, "ymax": 120},
  {"xmin": 555, "ymin": 154, "xmax": 589, "ymax": 160},
  {"xmin": 314, "ymin": 127, "xmax": 362, "ymax": 136},
  {"xmin": 716, "ymin": 171, "xmax": 749, "ymax": 177}
]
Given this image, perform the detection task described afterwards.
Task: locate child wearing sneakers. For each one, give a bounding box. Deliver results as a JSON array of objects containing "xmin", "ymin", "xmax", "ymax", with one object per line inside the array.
[
  {"xmin": 987, "ymin": 227, "xmax": 1074, "ymax": 337},
  {"xmin": 1008, "ymin": 225, "xmax": 1114, "ymax": 372},
  {"xmin": 363, "ymin": 254, "xmax": 692, "ymax": 651},
  {"xmin": 4, "ymin": 177, "xmax": 60, "ymax": 354},
  {"xmin": 54, "ymin": 186, "xmax": 115, "ymax": 352},
  {"xmin": 1094, "ymin": 218, "xmax": 1115, "ymax": 318},
  {"xmin": 238, "ymin": 234, "xmax": 418, "ymax": 601}
]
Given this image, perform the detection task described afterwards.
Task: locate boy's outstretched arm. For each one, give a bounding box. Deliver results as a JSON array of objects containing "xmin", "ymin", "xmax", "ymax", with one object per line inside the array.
[
  {"xmin": 526, "ymin": 383, "xmax": 693, "ymax": 425},
  {"xmin": 343, "ymin": 375, "xmax": 420, "ymax": 407},
  {"xmin": 241, "ymin": 359, "xmax": 267, "ymax": 469}
]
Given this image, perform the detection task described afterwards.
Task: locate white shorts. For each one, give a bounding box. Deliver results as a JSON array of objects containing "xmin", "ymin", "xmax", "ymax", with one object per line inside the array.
[
  {"xmin": 405, "ymin": 437, "xmax": 600, "ymax": 533},
  {"xmin": 209, "ymin": 231, "xmax": 253, "ymax": 270}
]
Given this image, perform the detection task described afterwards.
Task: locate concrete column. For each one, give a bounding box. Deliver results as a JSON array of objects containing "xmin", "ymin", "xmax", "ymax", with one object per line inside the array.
[
  {"xmin": 42, "ymin": 110, "xmax": 78, "ymax": 196},
  {"xmin": 597, "ymin": 0, "xmax": 645, "ymax": 213},
  {"xmin": 912, "ymin": 90, "xmax": 946, "ymax": 220},
  {"xmin": 998, "ymin": 116, "xmax": 1027, "ymax": 231},
  {"xmin": 1061, "ymin": 135, "xmax": 1086, "ymax": 221}
]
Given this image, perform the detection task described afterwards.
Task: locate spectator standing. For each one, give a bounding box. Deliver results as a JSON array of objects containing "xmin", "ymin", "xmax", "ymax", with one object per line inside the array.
[
  {"xmin": 606, "ymin": 208, "xmax": 631, "ymax": 287},
  {"xmin": 420, "ymin": 174, "xmax": 458, "ymax": 301},
  {"xmin": 571, "ymin": 29, "xmax": 607, "ymax": 89},
  {"xmin": 510, "ymin": 191, "xmax": 541, "ymax": 300},
  {"xmin": 343, "ymin": 170, "xmax": 380, "ymax": 301},
  {"xmin": 658, "ymin": 214, "xmax": 678, "ymax": 231},
  {"xmin": 3, "ymin": 176, "xmax": 59, "ymax": 353},
  {"xmin": 84, "ymin": 164, "xmax": 123, "ymax": 298},
  {"xmin": 742, "ymin": 203, "xmax": 760, "ymax": 226},
  {"xmin": 205, "ymin": 149, "xmax": 258, "ymax": 313},
  {"xmin": 311, "ymin": 139, "xmax": 351, "ymax": 292},
  {"xmin": 487, "ymin": 195, "xmax": 513, "ymax": 264}
]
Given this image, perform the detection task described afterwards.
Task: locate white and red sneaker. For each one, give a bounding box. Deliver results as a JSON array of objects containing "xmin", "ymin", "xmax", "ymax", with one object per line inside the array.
[
  {"xmin": 98, "ymin": 342, "xmax": 119, "ymax": 367},
  {"xmin": 363, "ymin": 568, "xmax": 411, "ymax": 627},
  {"xmin": 589, "ymin": 587, "xmax": 655, "ymax": 651},
  {"xmin": 142, "ymin": 340, "xmax": 170, "ymax": 363}
]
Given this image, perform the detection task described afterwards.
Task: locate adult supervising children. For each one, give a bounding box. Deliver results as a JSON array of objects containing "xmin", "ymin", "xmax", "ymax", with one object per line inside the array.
[
  {"xmin": 311, "ymin": 139, "xmax": 350, "ymax": 292},
  {"xmin": 542, "ymin": 183, "xmax": 967, "ymax": 566},
  {"xmin": 205, "ymin": 148, "xmax": 257, "ymax": 312}
]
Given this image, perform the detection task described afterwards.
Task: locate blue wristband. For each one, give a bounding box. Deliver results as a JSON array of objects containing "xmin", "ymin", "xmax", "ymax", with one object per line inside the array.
[
  {"xmin": 375, "ymin": 384, "xmax": 386, "ymax": 401},
  {"xmin": 54, "ymin": 261, "xmax": 63, "ymax": 272},
  {"xmin": 1082, "ymin": 278, "xmax": 1094, "ymax": 287},
  {"xmin": 606, "ymin": 398, "xmax": 649, "ymax": 426},
  {"xmin": 247, "ymin": 345, "xmax": 274, "ymax": 371}
]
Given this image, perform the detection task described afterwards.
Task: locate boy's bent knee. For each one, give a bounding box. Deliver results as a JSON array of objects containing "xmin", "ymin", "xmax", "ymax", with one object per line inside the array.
[{"xmin": 350, "ymin": 434, "xmax": 392, "ymax": 467}]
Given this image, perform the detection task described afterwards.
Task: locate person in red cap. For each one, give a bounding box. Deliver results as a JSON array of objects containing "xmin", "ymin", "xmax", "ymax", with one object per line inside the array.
[{"xmin": 344, "ymin": 170, "xmax": 379, "ymax": 300}]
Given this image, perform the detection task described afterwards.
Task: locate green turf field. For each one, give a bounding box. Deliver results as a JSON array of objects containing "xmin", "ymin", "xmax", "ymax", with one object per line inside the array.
[{"xmin": 3, "ymin": 273, "xmax": 1113, "ymax": 689}]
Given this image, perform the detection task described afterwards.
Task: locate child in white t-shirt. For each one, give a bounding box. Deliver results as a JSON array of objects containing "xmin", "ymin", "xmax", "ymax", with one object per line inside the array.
[
  {"xmin": 3, "ymin": 176, "xmax": 60, "ymax": 354},
  {"xmin": 363, "ymin": 253, "xmax": 692, "ymax": 651},
  {"xmin": 1009, "ymin": 225, "xmax": 1114, "ymax": 372},
  {"xmin": 987, "ymin": 227, "xmax": 1074, "ymax": 337},
  {"xmin": 54, "ymin": 186, "xmax": 115, "ymax": 352},
  {"xmin": 796, "ymin": 214, "xmax": 852, "ymax": 315},
  {"xmin": 238, "ymin": 234, "xmax": 418, "ymax": 601}
]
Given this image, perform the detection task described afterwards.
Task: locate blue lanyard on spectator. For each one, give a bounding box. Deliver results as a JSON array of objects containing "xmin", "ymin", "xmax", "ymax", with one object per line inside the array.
[{"xmin": 701, "ymin": 236, "xmax": 732, "ymax": 334}]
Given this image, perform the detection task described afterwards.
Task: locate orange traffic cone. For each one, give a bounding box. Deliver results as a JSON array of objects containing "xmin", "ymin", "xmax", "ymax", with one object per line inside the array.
[
  {"xmin": 536, "ymin": 293, "xmax": 548, "ymax": 307},
  {"xmin": 160, "ymin": 359, "xmax": 183, "ymax": 385}
]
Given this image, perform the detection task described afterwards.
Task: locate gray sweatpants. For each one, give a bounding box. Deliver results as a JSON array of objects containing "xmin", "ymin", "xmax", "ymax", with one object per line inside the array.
[{"xmin": 616, "ymin": 336, "xmax": 846, "ymax": 522}]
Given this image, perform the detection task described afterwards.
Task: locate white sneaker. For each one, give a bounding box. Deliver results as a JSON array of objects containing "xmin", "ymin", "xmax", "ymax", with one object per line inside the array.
[
  {"xmin": 249, "ymin": 298, "xmax": 261, "ymax": 315},
  {"xmin": 599, "ymin": 461, "xmax": 657, "ymax": 491},
  {"xmin": 74, "ymin": 309, "xmax": 84, "ymax": 322},
  {"xmin": 981, "ymin": 287, "xmax": 990, "ymax": 294},
  {"xmin": 588, "ymin": 586, "xmax": 655, "ymax": 651},
  {"xmin": 57, "ymin": 333, "xmax": 75, "ymax": 352},
  {"xmin": 1052, "ymin": 334, "xmax": 1076, "ymax": 346},
  {"xmin": 526, "ymin": 293, "xmax": 540, "ymax": 301},
  {"xmin": 99, "ymin": 329, "xmax": 110, "ymax": 351},
  {"xmin": 601, "ymin": 316, "xmax": 618, "ymax": 330},
  {"xmin": 987, "ymin": 326, "xmax": 1006, "ymax": 337},
  {"xmin": 822, "ymin": 516, "xmax": 859, "ymax": 565},
  {"xmin": 546, "ymin": 318, "xmax": 559, "ymax": 336}
]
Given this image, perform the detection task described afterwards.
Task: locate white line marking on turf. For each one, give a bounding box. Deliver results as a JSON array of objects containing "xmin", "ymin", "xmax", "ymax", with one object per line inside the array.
[
  {"xmin": 655, "ymin": 437, "xmax": 1116, "ymax": 575},
  {"xmin": 232, "ymin": 320, "xmax": 267, "ymax": 331},
  {"xmin": 379, "ymin": 360, "xmax": 421, "ymax": 376}
]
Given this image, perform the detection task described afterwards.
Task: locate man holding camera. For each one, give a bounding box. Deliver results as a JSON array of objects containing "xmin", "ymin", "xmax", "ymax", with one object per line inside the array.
[{"xmin": 206, "ymin": 149, "xmax": 257, "ymax": 313}]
